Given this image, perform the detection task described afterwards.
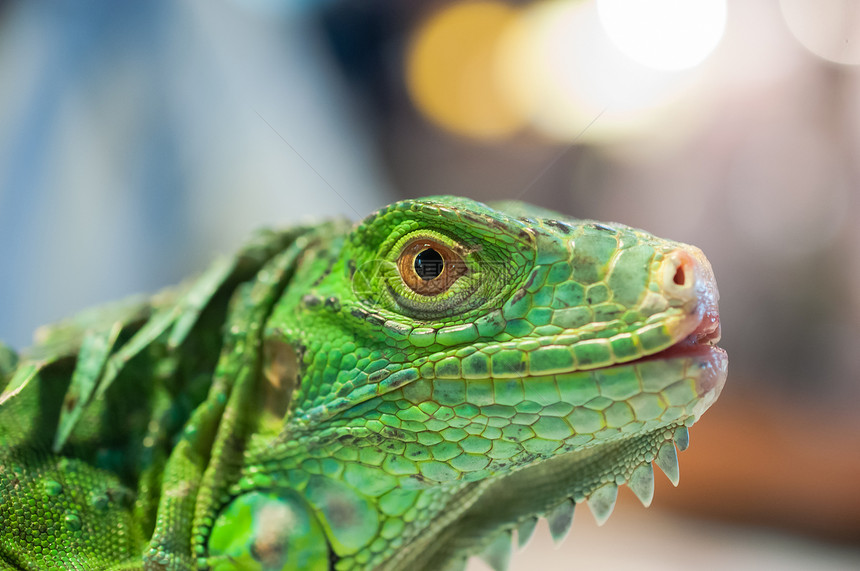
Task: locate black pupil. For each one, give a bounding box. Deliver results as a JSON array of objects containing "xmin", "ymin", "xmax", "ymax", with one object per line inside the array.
[{"xmin": 414, "ymin": 248, "xmax": 444, "ymax": 280}]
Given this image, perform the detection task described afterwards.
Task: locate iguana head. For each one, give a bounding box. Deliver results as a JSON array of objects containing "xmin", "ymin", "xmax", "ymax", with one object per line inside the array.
[{"xmin": 207, "ymin": 196, "xmax": 726, "ymax": 569}]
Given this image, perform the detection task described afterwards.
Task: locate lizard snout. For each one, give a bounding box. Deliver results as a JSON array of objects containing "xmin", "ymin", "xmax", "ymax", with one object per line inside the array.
[{"xmin": 662, "ymin": 246, "xmax": 721, "ymax": 342}]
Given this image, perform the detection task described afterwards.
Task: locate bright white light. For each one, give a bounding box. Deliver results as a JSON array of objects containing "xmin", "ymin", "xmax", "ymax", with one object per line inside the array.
[
  {"xmin": 496, "ymin": 0, "xmax": 696, "ymax": 143},
  {"xmin": 780, "ymin": 0, "xmax": 860, "ymax": 66},
  {"xmin": 596, "ymin": 0, "xmax": 727, "ymax": 71}
]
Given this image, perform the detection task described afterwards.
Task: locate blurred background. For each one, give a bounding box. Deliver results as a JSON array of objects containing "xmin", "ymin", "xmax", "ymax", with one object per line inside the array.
[{"xmin": 1, "ymin": 0, "xmax": 859, "ymax": 568}]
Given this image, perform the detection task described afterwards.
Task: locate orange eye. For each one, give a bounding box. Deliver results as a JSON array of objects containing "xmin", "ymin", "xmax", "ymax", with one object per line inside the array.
[{"xmin": 397, "ymin": 239, "xmax": 467, "ymax": 296}]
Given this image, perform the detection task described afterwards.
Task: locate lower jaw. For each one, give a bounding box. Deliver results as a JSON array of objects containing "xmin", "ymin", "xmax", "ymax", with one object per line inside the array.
[
  {"xmin": 406, "ymin": 413, "xmax": 706, "ymax": 571},
  {"xmin": 636, "ymin": 342, "xmax": 728, "ymax": 401},
  {"xmin": 465, "ymin": 348, "xmax": 727, "ymax": 556},
  {"xmin": 554, "ymin": 342, "xmax": 728, "ymax": 422},
  {"xmin": 385, "ymin": 347, "xmax": 729, "ymax": 570}
]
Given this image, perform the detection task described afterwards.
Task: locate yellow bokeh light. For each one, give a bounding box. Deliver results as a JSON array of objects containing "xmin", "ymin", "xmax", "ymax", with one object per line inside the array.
[
  {"xmin": 407, "ymin": 0, "xmax": 718, "ymax": 145},
  {"xmin": 406, "ymin": 1, "xmax": 524, "ymax": 141},
  {"xmin": 596, "ymin": 0, "xmax": 727, "ymax": 71}
]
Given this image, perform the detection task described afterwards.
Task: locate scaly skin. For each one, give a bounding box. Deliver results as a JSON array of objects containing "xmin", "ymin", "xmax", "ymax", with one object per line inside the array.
[{"xmin": 0, "ymin": 196, "xmax": 726, "ymax": 570}]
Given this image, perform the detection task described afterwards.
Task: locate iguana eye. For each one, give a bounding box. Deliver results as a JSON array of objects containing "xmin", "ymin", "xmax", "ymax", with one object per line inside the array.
[{"xmin": 397, "ymin": 238, "xmax": 467, "ymax": 296}]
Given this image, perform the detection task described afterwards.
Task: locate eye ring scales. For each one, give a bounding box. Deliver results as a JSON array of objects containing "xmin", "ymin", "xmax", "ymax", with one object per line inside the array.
[{"xmin": 397, "ymin": 238, "xmax": 467, "ymax": 296}]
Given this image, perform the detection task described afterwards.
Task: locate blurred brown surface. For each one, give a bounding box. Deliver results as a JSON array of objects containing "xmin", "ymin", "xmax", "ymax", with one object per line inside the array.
[{"xmin": 656, "ymin": 380, "xmax": 860, "ymax": 544}]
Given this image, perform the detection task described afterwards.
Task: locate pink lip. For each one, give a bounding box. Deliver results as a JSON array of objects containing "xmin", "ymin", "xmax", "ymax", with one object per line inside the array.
[
  {"xmin": 663, "ymin": 310, "xmax": 727, "ymax": 404},
  {"xmin": 636, "ymin": 308, "xmax": 727, "ymax": 398},
  {"xmin": 693, "ymin": 307, "xmax": 721, "ymax": 345}
]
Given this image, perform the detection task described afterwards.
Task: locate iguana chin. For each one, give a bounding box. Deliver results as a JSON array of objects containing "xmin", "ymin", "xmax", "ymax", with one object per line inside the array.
[{"xmin": 0, "ymin": 196, "xmax": 726, "ymax": 570}]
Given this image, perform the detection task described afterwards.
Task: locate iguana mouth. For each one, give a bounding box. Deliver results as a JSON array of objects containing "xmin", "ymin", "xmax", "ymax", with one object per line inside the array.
[
  {"xmin": 638, "ymin": 310, "xmax": 722, "ymax": 362},
  {"xmin": 604, "ymin": 301, "xmax": 725, "ymax": 403}
]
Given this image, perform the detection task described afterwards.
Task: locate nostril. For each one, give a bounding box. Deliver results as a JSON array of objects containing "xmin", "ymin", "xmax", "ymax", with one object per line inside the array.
[
  {"xmin": 664, "ymin": 249, "xmax": 697, "ymax": 295},
  {"xmin": 662, "ymin": 246, "xmax": 718, "ymax": 313}
]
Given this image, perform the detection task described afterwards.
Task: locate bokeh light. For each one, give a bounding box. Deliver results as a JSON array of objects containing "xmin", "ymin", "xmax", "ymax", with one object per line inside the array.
[
  {"xmin": 496, "ymin": 0, "xmax": 697, "ymax": 143},
  {"xmin": 780, "ymin": 0, "xmax": 860, "ymax": 66},
  {"xmin": 596, "ymin": 0, "xmax": 727, "ymax": 71},
  {"xmin": 406, "ymin": 0, "xmax": 728, "ymax": 145},
  {"xmin": 406, "ymin": 1, "xmax": 523, "ymax": 141}
]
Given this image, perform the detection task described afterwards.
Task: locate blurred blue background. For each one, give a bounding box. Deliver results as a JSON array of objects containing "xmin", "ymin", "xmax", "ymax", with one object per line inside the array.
[
  {"xmin": 0, "ymin": 0, "xmax": 393, "ymax": 350},
  {"xmin": 1, "ymin": 1, "xmax": 859, "ymax": 569}
]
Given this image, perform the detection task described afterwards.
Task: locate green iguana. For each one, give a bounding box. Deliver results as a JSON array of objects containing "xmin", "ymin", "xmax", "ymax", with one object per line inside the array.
[{"xmin": 0, "ymin": 196, "xmax": 725, "ymax": 570}]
